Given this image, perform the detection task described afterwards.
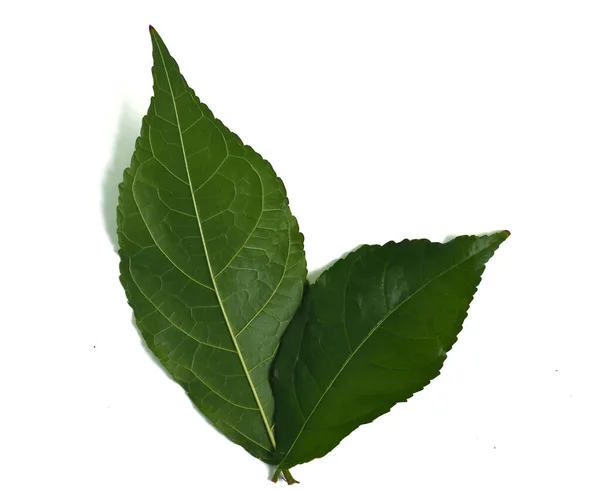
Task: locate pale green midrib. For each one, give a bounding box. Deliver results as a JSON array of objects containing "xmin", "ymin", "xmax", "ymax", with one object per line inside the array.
[
  {"xmin": 152, "ymin": 33, "xmax": 277, "ymax": 450},
  {"xmin": 278, "ymin": 239, "xmax": 500, "ymax": 467}
]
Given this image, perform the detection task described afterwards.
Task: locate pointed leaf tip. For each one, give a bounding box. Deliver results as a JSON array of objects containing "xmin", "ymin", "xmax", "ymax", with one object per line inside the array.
[
  {"xmin": 273, "ymin": 234, "xmax": 510, "ymax": 468},
  {"xmin": 119, "ymin": 28, "xmax": 307, "ymax": 464}
]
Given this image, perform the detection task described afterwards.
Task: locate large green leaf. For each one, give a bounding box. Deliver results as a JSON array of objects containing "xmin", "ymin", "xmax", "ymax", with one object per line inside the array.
[
  {"xmin": 272, "ymin": 233, "xmax": 509, "ymax": 471},
  {"xmin": 117, "ymin": 27, "xmax": 306, "ymax": 463}
]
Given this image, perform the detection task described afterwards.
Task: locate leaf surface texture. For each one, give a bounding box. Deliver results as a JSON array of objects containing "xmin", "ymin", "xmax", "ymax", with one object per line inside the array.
[
  {"xmin": 117, "ymin": 28, "xmax": 306, "ymax": 463},
  {"xmin": 273, "ymin": 233, "xmax": 508, "ymax": 468}
]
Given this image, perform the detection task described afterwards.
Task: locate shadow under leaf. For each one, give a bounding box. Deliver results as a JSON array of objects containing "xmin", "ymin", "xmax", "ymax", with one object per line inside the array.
[
  {"xmin": 307, "ymin": 244, "xmax": 364, "ymax": 284},
  {"xmin": 102, "ymin": 103, "xmax": 140, "ymax": 252}
]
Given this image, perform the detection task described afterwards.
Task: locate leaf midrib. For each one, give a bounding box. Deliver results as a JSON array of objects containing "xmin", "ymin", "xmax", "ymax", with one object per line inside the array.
[
  {"xmin": 278, "ymin": 240, "xmax": 498, "ymax": 467},
  {"xmin": 151, "ymin": 31, "xmax": 277, "ymax": 450}
]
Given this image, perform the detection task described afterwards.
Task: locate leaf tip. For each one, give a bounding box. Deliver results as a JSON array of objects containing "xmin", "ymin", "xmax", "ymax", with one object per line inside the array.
[
  {"xmin": 148, "ymin": 24, "xmax": 155, "ymax": 32},
  {"xmin": 503, "ymin": 230, "xmax": 511, "ymax": 238}
]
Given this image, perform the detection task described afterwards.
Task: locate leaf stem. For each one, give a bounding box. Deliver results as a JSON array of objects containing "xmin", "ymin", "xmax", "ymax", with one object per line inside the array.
[
  {"xmin": 282, "ymin": 469, "xmax": 299, "ymax": 485},
  {"xmin": 271, "ymin": 468, "xmax": 299, "ymax": 485},
  {"xmin": 270, "ymin": 469, "xmax": 282, "ymax": 483}
]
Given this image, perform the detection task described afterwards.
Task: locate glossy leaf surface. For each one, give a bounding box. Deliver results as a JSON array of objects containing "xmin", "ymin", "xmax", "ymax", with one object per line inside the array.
[
  {"xmin": 117, "ymin": 28, "xmax": 306, "ymax": 463},
  {"xmin": 273, "ymin": 233, "xmax": 508, "ymax": 469}
]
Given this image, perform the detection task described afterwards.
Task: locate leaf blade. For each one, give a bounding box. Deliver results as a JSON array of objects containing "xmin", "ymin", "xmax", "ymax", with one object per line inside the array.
[
  {"xmin": 118, "ymin": 28, "xmax": 306, "ymax": 463},
  {"xmin": 273, "ymin": 233, "xmax": 509, "ymax": 469}
]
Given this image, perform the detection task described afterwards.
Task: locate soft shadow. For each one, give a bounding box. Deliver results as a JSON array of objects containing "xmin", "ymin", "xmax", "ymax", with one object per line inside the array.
[
  {"xmin": 266, "ymin": 464, "xmax": 278, "ymax": 483},
  {"xmin": 307, "ymin": 244, "xmax": 364, "ymax": 284},
  {"xmin": 102, "ymin": 103, "xmax": 140, "ymax": 252},
  {"xmin": 307, "ymin": 260, "xmax": 336, "ymax": 284}
]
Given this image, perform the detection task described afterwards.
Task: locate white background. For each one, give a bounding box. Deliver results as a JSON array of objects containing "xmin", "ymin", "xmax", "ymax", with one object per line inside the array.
[{"xmin": 1, "ymin": 1, "xmax": 599, "ymax": 489}]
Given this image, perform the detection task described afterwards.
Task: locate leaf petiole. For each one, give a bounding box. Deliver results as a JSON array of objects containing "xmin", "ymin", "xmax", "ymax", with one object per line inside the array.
[{"xmin": 271, "ymin": 468, "xmax": 299, "ymax": 485}]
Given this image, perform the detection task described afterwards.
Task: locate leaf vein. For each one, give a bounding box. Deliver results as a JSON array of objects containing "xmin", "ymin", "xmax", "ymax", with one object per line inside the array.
[
  {"xmin": 279, "ymin": 243, "xmax": 499, "ymax": 466},
  {"xmin": 152, "ymin": 32, "xmax": 277, "ymax": 450},
  {"xmin": 128, "ymin": 268, "xmax": 234, "ymax": 353}
]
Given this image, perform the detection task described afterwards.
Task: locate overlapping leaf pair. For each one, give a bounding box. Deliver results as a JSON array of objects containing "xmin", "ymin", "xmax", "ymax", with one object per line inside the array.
[{"xmin": 117, "ymin": 27, "xmax": 509, "ymax": 484}]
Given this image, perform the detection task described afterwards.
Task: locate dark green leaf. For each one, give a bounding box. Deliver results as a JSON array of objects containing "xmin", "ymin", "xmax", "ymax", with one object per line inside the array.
[
  {"xmin": 117, "ymin": 27, "xmax": 306, "ymax": 463},
  {"xmin": 273, "ymin": 233, "xmax": 509, "ymax": 470}
]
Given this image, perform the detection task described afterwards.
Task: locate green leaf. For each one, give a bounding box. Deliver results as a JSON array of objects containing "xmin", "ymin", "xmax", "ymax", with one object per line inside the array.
[
  {"xmin": 272, "ymin": 232, "xmax": 509, "ymax": 470},
  {"xmin": 117, "ymin": 27, "xmax": 306, "ymax": 463}
]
